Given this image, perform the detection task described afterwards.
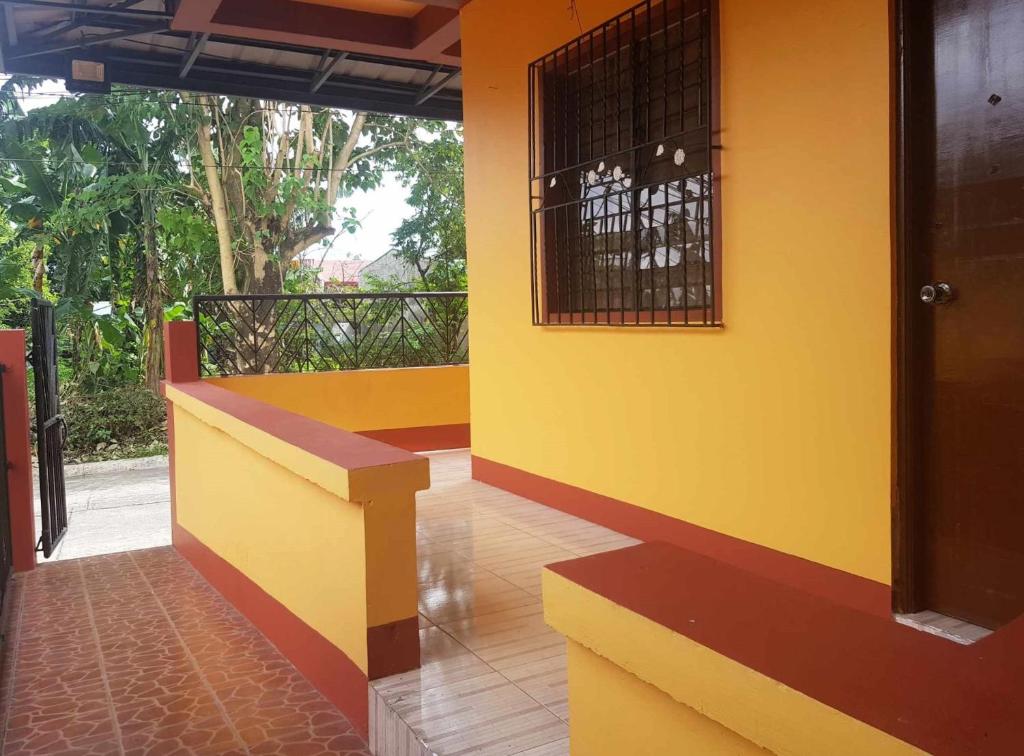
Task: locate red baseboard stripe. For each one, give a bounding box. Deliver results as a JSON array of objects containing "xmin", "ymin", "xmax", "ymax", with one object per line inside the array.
[
  {"xmin": 357, "ymin": 423, "xmax": 470, "ymax": 452},
  {"xmin": 471, "ymin": 455, "xmax": 890, "ymax": 617},
  {"xmin": 165, "ymin": 406, "xmax": 177, "ymax": 524},
  {"xmin": 367, "ymin": 616, "xmax": 420, "ymax": 680},
  {"xmin": 173, "ymin": 523, "xmax": 369, "ymax": 738}
]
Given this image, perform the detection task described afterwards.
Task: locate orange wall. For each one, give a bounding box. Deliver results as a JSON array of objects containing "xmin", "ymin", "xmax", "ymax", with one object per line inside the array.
[
  {"xmin": 461, "ymin": 0, "xmax": 892, "ymax": 583},
  {"xmin": 206, "ymin": 365, "xmax": 469, "ymax": 433}
]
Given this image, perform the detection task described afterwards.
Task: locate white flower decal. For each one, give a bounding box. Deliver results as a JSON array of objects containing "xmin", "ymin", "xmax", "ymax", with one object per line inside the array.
[{"xmin": 673, "ymin": 148, "xmax": 686, "ymax": 166}]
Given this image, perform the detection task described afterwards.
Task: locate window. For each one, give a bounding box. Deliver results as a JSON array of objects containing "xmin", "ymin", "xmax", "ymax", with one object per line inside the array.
[{"xmin": 528, "ymin": 0, "xmax": 719, "ymax": 326}]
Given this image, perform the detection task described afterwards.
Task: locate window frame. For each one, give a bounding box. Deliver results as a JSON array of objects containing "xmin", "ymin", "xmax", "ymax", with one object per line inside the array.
[{"xmin": 528, "ymin": 0, "xmax": 722, "ymax": 327}]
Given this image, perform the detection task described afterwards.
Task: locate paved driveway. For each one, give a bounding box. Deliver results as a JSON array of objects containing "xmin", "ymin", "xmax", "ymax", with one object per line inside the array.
[{"xmin": 34, "ymin": 457, "xmax": 171, "ymax": 562}]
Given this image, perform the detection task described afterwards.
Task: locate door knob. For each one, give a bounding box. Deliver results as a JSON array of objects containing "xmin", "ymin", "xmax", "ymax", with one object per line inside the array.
[{"xmin": 920, "ymin": 282, "xmax": 954, "ymax": 305}]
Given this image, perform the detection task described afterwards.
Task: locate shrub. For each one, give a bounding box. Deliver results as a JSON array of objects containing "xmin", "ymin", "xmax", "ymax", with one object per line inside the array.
[{"xmin": 59, "ymin": 384, "xmax": 167, "ymax": 461}]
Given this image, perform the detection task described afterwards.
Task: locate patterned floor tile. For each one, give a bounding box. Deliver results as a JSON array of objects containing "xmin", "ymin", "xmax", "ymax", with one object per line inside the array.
[{"xmin": 0, "ymin": 548, "xmax": 369, "ymax": 756}]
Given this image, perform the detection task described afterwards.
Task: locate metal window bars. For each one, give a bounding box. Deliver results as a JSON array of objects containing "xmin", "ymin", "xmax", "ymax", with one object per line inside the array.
[
  {"xmin": 193, "ymin": 293, "xmax": 469, "ymax": 377},
  {"xmin": 528, "ymin": 0, "xmax": 718, "ymax": 326}
]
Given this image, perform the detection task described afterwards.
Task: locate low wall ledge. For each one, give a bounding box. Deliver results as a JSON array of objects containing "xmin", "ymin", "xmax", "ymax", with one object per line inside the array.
[
  {"xmin": 543, "ymin": 541, "xmax": 1024, "ymax": 756},
  {"xmin": 163, "ymin": 380, "xmax": 430, "ymax": 500}
]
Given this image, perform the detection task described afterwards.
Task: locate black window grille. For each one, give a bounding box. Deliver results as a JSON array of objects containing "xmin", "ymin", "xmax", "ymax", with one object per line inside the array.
[{"xmin": 528, "ymin": 0, "xmax": 719, "ymax": 326}]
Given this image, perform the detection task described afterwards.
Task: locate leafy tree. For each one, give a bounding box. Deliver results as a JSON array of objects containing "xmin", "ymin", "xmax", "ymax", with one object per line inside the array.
[
  {"xmin": 1, "ymin": 77, "xmax": 467, "ymax": 399},
  {"xmin": 0, "ymin": 85, "xmax": 196, "ymax": 391},
  {"xmin": 0, "ymin": 207, "xmax": 36, "ymax": 325},
  {"xmin": 183, "ymin": 98, "xmax": 429, "ymax": 295},
  {"xmin": 388, "ymin": 124, "xmax": 466, "ymax": 291}
]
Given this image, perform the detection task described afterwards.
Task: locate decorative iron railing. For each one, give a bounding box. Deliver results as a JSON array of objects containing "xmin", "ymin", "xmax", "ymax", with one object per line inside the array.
[{"xmin": 193, "ymin": 293, "xmax": 469, "ymax": 377}]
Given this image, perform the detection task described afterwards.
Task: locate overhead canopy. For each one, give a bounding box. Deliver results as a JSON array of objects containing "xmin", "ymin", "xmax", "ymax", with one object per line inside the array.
[{"xmin": 0, "ymin": 0, "xmax": 464, "ymax": 120}]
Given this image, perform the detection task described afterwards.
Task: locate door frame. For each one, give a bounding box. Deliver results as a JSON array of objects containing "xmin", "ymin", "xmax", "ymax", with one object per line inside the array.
[{"xmin": 891, "ymin": 0, "xmax": 923, "ymax": 615}]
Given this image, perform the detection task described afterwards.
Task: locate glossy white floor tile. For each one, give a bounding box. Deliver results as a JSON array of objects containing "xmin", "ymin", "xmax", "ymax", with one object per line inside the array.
[{"xmin": 371, "ymin": 449, "xmax": 641, "ymax": 756}]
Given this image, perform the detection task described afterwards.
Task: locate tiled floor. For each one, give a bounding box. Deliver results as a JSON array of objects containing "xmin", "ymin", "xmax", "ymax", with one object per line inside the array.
[
  {"xmin": 6, "ymin": 450, "xmax": 634, "ymax": 755},
  {"xmin": 371, "ymin": 451, "xmax": 640, "ymax": 756},
  {"xmin": 895, "ymin": 610, "xmax": 993, "ymax": 645},
  {"xmin": 0, "ymin": 548, "xmax": 370, "ymax": 756}
]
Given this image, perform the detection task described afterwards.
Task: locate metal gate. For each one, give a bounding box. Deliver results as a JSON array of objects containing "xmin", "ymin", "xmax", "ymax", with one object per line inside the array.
[
  {"xmin": 31, "ymin": 300, "xmax": 68, "ymax": 558},
  {"xmin": 0, "ymin": 365, "xmax": 14, "ymax": 602}
]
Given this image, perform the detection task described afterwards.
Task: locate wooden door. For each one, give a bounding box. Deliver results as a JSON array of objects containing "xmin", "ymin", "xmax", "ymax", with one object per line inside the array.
[{"xmin": 902, "ymin": 0, "xmax": 1024, "ymax": 629}]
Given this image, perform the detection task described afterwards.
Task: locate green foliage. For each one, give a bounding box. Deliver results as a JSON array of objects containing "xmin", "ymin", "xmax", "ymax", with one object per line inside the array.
[
  {"xmin": 0, "ymin": 208, "xmax": 36, "ymax": 325},
  {"xmin": 389, "ymin": 124, "xmax": 466, "ymax": 291},
  {"xmin": 157, "ymin": 205, "xmax": 220, "ymax": 300},
  {"xmin": 60, "ymin": 383, "xmax": 167, "ymax": 461},
  {"xmin": 1, "ymin": 76, "xmax": 468, "ymax": 460}
]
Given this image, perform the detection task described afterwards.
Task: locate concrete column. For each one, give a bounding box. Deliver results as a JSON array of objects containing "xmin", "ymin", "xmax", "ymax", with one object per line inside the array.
[{"xmin": 0, "ymin": 330, "xmax": 36, "ymax": 571}]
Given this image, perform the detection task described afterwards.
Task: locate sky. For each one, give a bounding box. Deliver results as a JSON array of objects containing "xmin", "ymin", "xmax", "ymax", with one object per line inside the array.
[
  {"xmin": 8, "ymin": 76, "xmax": 413, "ymax": 264},
  {"xmin": 322, "ymin": 174, "xmax": 411, "ymax": 264}
]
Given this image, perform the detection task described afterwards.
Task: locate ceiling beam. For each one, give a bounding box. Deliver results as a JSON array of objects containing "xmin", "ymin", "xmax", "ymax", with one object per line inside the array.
[
  {"xmin": 310, "ymin": 50, "xmax": 346, "ymax": 93},
  {"xmin": 9, "ymin": 21, "xmax": 169, "ymax": 60},
  {"xmin": 416, "ymin": 0, "xmax": 468, "ymax": 8},
  {"xmin": 178, "ymin": 30, "xmax": 207, "ymax": 78},
  {"xmin": 10, "ymin": 46, "xmax": 463, "ymax": 118},
  {"xmin": 411, "ymin": 5, "xmax": 460, "ymax": 60},
  {"xmin": 42, "ymin": 1, "xmax": 153, "ymax": 37},
  {"xmin": 172, "ymin": 0, "xmax": 460, "ymax": 66},
  {"xmin": 0, "ymin": 5, "xmax": 9, "ymax": 70},
  {"xmin": 0, "ymin": 0, "xmax": 173, "ymax": 21},
  {"xmin": 416, "ymin": 67, "xmax": 459, "ymax": 105},
  {"xmin": 4, "ymin": 3, "xmax": 17, "ymax": 46}
]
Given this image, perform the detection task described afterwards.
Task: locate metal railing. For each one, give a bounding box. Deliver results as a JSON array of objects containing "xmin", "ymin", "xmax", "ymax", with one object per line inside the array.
[{"xmin": 194, "ymin": 292, "xmax": 469, "ymax": 377}]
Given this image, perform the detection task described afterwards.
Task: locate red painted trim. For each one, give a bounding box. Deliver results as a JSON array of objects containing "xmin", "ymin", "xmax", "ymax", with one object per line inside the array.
[
  {"xmin": 471, "ymin": 455, "xmax": 890, "ymax": 617},
  {"xmin": 163, "ymin": 321, "xmax": 199, "ymax": 384},
  {"xmin": 166, "ymin": 380, "xmax": 422, "ymax": 473},
  {"xmin": 216, "ymin": 0, "xmax": 411, "ymax": 48},
  {"xmin": 357, "ymin": 423, "xmax": 470, "ymax": 452},
  {"xmin": 0, "ymin": 330, "xmax": 36, "ymax": 571},
  {"xmin": 367, "ymin": 616, "xmax": 420, "ymax": 680},
  {"xmin": 173, "ymin": 523, "xmax": 370, "ymax": 738},
  {"xmin": 411, "ymin": 5, "xmax": 461, "ymax": 57},
  {"xmin": 172, "ymin": 0, "xmax": 460, "ymax": 65},
  {"xmin": 550, "ymin": 542, "xmax": 1024, "ymax": 756},
  {"xmin": 171, "ymin": 0, "xmax": 217, "ymax": 29},
  {"xmin": 165, "ymin": 403, "xmax": 177, "ymax": 524}
]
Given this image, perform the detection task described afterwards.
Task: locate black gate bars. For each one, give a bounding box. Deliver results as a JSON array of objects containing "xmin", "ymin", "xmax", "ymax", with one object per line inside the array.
[{"xmin": 30, "ymin": 299, "xmax": 68, "ymax": 559}]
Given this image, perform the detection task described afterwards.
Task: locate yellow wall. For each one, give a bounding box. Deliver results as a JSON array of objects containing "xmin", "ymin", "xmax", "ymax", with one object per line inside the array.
[
  {"xmin": 461, "ymin": 0, "xmax": 892, "ymax": 583},
  {"xmin": 169, "ymin": 385, "xmax": 426, "ymax": 673},
  {"xmin": 566, "ymin": 640, "xmax": 765, "ymax": 755},
  {"xmin": 206, "ymin": 365, "xmax": 469, "ymax": 433}
]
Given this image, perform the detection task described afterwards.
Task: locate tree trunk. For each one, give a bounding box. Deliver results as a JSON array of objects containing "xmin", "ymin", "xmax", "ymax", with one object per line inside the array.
[
  {"xmin": 194, "ymin": 95, "xmax": 239, "ymax": 294},
  {"xmin": 31, "ymin": 245, "xmax": 44, "ymax": 293},
  {"xmin": 140, "ymin": 192, "xmax": 163, "ymax": 394}
]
